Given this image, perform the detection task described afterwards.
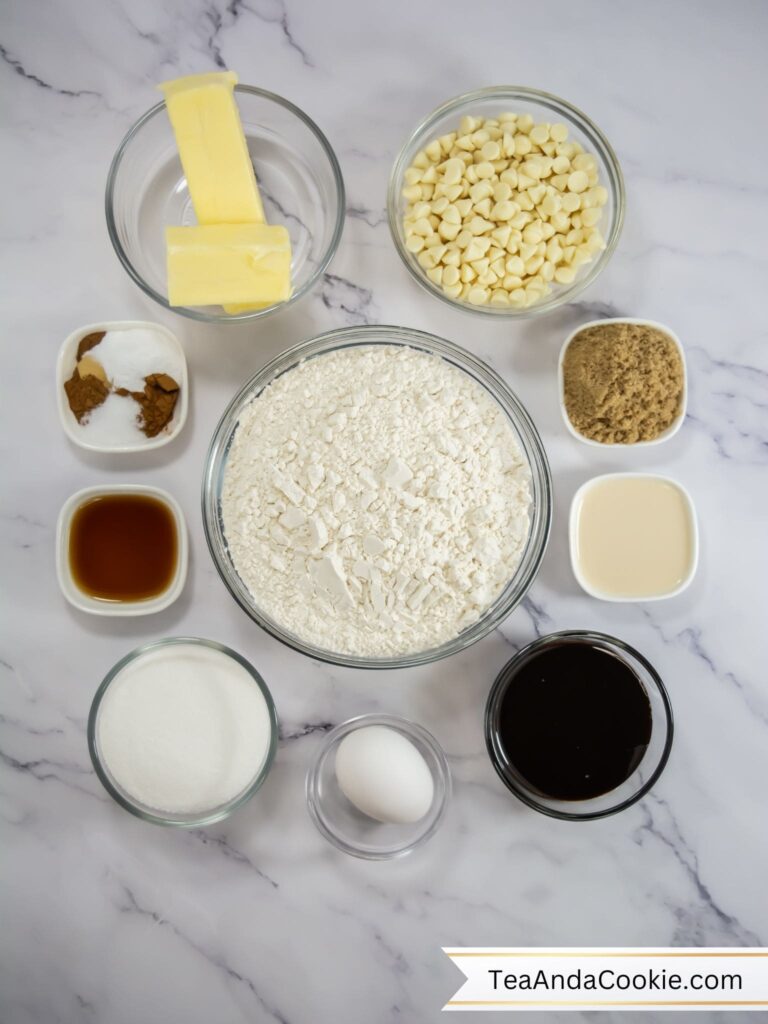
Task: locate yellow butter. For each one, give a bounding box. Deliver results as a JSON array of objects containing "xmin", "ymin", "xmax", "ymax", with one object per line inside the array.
[
  {"xmin": 166, "ymin": 223, "xmax": 291, "ymax": 307},
  {"xmin": 159, "ymin": 72, "xmax": 265, "ymax": 224},
  {"xmin": 222, "ymin": 300, "xmax": 275, "ymax": 314}
]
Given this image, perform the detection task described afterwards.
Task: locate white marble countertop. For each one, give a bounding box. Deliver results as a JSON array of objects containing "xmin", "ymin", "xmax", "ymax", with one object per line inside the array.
[{"xmin": 2, "ymin": 1, "xmax": 767, "ymax": 1021}]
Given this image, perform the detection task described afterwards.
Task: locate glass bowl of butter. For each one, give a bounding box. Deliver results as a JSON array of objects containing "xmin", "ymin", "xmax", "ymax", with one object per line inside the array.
[{"xmin": 106, "ymin": 82, "xmax": 345, "ymax": 323}]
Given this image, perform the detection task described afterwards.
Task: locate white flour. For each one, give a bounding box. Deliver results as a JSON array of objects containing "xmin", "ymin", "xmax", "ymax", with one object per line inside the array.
[{"xmin": 221, "ymin": 345, "xmax": 532, "ymax": 656}]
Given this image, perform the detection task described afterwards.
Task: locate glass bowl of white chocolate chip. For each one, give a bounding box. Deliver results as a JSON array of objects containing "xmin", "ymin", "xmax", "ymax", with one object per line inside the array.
[
  {"xmin": 387, "ymin": 86, "xmax": 625, "ymax": 316},
  {"xmin": 202, "ymin": 325, "xmax": 552, "ymax": 669}
]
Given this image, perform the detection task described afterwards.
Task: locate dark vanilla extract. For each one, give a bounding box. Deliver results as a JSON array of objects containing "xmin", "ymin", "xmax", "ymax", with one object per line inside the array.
[
  {"xmin": 69, "ymin": 493, "xmax": 177, "ymax": 602},
  {"xmin": 497, "ymin": 641, "xmax": 652, "ymax": 800}
]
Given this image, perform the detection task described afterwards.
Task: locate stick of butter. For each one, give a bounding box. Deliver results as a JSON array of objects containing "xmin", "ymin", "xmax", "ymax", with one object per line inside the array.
[
  {"xmin": 159, "ymin": 72, "xmax": 265, "ymax": 225},
  {"xmin": 222, "ymin": 301, "xmax": 275, "ymax": 314},
  {"xmin": 166, "ymin": 224, "xmax": 292, "ymax": 307}
]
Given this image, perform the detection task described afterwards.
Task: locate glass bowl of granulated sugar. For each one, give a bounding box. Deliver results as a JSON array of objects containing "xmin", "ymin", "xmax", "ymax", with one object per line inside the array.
[
  {"xmin": 203, "ymin": 325, "xmax": 552, "ymax": 669},
  {"xmin": 89, "ymin": 637, "xmax": 278, "ymax": 826}
]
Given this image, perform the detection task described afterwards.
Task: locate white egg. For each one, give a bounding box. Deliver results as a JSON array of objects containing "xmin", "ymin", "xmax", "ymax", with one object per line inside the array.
[{"xmin": 334, "ymin": 725, "xmax": 435, "ymax": 825}]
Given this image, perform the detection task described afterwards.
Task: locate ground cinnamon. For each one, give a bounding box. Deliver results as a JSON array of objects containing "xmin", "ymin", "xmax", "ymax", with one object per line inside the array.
[
  {"xmin": 77, "ymin": 332, "xmax": 106, "ymax": 359},
  {"xmin": 63, "ymin": 331, "xmax": 111, "ymax": 422},
  {"xmin": 116, "ymin": 373, "xmax": 180, "ymax": 438},
  {"xmin": 64, "ymin": 369, "xmax": 110, "ymax": 422}
]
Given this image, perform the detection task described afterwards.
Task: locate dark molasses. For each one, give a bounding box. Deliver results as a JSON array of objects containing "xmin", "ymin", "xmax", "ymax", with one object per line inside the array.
[{"xmin": 496, "ymin": 640, "xmax": 652, "ymax": 800}]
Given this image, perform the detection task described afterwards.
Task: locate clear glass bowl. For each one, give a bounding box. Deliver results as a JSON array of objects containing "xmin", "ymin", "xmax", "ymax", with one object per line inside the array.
[
  {"xmin": 202, "ymin": 325, "xmax": 553, "ymax": 669},
  {"xmin": 88, "ymin": 637, "xmax": 279, "ymax": 827},
  {"xmin": 105, "ymin": 86, "xmax": 345, "ymax": 323},
  {"xmin": 485, "ymin": 630, "xmax": 674, "ymax": 821},
  {"xmin": 306, "ymin": 714, "xmax": 451, "ymax": 859},
  {"xmin": 387, "ymin": 86, "xmax": 625, "ymax": 319}
]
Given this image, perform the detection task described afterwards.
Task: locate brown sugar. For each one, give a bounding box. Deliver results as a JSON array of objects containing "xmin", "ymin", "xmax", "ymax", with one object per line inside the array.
[{"xmin": 562, "ymin": 321, "xmax": 684, "ymax": 444}]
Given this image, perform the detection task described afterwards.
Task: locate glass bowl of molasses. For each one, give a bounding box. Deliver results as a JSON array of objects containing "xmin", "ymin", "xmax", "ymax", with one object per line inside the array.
[{"xmin": 485, "ymin": 630, "xmax": 673, "ymax": 821}]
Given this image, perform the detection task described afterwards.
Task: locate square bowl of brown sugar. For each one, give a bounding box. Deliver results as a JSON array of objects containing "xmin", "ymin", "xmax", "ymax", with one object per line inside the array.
[{"xmin": 558, "ymin": 318, "xmax": 687, "ymax": 448}]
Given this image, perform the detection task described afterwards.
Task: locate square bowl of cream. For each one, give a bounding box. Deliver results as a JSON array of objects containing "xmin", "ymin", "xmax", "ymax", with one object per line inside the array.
[{"xmin": 569, "ymin": 473, "xmax": 698, "ymax": 601}]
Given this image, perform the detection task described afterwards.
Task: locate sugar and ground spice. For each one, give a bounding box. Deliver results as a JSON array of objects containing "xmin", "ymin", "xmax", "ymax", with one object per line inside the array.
[
  {"xmin": 63, "ymin": 328, "xmax": 182, "ymax": 443},
  {"xmin": 562, "ymin": 321, "xmax": 683, "ymax": 443}
]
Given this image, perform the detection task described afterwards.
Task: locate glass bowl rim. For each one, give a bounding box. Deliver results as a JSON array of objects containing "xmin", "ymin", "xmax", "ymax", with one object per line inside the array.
[
  {"xmin": 484, "ymin": 629, "xmax": 674, "ymax": 821},
  {"xmin": 104, "ymin": 84, "xmax": 346, "ymax": 324},
  {"xmin": 87, "ymin": 636, "xmax": 279, "ymax": 827},
  {"xmin": 201, "ymin": 324, "xmax": 553, "ymax": 669},
  {"xmin": 386, "ymin": 84, "xmax": 626, "ymax": 320},
  {"xmin": 305, "ymin": 712, "xmax": 452, "ymax": 860}
]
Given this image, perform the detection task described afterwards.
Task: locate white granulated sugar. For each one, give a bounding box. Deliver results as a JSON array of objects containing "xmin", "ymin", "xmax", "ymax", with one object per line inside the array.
[
  {"xmin": 97, "ymin": 644, "xmax": 272, "ymax": 814},
  {"xmin": 80, "ymin": 390, "xmax": 142, "ymax": 445},
  {"xmin": 222, "ymin": 345, "xmax": 532, "ymax": 657},
  {"xmin": 89, "ymin": 327, "xmax": 184, "ymax": 393}
]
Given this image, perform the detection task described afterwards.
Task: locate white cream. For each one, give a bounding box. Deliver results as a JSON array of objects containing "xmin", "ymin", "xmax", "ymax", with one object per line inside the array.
[{"xmin": 572, "ymin": 474, "xmax": 697, "ymax": 600}]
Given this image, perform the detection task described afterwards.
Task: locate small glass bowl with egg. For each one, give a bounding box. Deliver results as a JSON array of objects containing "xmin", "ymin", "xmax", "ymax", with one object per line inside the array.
[
  {"xmin": 306, "ymin": 714, "xmax": 451, "ymax": 859},
  {"xmin": 387, "ymin": 86, "xmax": 625, "ymax": 317}
]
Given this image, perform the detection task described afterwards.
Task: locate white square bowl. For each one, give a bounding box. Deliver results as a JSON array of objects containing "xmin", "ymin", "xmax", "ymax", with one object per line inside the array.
[
  {"xmin": 56, "ymin": 484, "xmax": 188, "ymax": 615},
  {"xmin": 56, "ymin": 320, "xmax": 188, "ymax": 453},
  {"xmin": 558, "ymin": 318, "xmax": 687, "ymax": 447},
  {"xmin": 569, "ymin": 472, "xmax": 699, "ymax": 602}
]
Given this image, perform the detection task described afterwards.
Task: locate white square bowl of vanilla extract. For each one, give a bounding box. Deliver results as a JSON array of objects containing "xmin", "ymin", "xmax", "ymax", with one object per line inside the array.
[{"xmin": 56, "ymin": 484, "xmax": 188, "ymax": 616}]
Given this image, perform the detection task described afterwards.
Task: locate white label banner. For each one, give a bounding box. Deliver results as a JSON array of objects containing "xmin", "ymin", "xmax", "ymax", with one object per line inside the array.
[{"xmin": 443, "ymin": 948, "xmax": 768, "ymax": 1011}]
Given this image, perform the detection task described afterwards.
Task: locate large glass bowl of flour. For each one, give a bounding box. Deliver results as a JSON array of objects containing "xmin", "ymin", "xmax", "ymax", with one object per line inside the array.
[{"xmin": 203, "ymin": 326, "xmax": 552, "ymax": 668}]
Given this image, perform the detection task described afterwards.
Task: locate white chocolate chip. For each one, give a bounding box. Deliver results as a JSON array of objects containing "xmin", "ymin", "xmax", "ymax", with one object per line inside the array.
[
  {"xmin": 567, "ymin": 170, "xmax": 589, "ymax": 193},
  {"xmin": 402, "ymin": 112, "xmax": 606, "ymax": 308}
]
